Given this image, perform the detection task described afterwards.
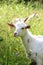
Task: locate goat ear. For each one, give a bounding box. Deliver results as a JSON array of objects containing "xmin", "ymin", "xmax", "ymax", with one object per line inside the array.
[
  {"xmin": 25, "ymin": 25, "xmax": 30, "ymax": 29},
  {"xmin": 7, "ymin": 23, "xmax": 15, "ymax": 27},
  {"xmin": 21, "ymin": 25, "xmax": 30, "ymax": 29}
]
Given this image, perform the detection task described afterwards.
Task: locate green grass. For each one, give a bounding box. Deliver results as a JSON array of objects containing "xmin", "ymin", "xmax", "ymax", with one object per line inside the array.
[{"xmin": 0, "ymin": 2, "xmax": 43, "ymax": 65}]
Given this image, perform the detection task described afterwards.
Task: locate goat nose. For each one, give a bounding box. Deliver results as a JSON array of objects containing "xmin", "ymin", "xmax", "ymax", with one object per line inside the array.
[{"xmin": 14, "ymin": 32, "xmax": 17, "ymax": 37}]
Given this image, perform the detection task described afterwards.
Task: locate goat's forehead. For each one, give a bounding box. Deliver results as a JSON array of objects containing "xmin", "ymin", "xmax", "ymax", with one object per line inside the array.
[{"xmin": 15, "ymin": 22, "xmax": 26, "ymax": 28}]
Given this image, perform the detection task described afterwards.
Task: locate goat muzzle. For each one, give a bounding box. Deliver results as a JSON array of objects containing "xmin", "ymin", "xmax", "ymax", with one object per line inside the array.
[{"xmin": 14, "ymin": 32, "xmax": 17, "ymax": 37}]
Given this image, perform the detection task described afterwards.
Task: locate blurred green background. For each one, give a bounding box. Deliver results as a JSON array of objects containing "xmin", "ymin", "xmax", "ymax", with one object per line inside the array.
[{"xmin": 0, "ymin": 0, "xmax": 43, "ymax": 65}]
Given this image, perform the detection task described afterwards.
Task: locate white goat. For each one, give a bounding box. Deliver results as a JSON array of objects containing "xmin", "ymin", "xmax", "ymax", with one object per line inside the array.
[{"xmin": 8, "ymin": 13, "xmax": 43, "ymax": 65}]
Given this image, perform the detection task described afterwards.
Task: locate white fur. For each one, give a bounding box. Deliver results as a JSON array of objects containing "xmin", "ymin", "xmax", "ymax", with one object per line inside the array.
[
  {"xmin": 13, "ymin": 20, "xmax": 43, "ymax": 65},
  {"xmin": 11, "ymin": 13, "xmax": 43, "ymax": 65}
]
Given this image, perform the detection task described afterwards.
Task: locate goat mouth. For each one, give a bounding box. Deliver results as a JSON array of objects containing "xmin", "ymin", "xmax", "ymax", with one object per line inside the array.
[
  {"xmin": 14, "ymin": 33, "xmax": 17, "ymax": 37},
  {"xmin": 14, "ymin": 35, "xmax": 17, "ymax": 37},
  {"xmin": 14, "ymin": 33, "xmax": 19, "ymax": 37}
]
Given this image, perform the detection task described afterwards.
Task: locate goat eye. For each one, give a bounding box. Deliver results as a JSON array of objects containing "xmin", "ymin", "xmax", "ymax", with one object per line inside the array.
[{"xmin": 21, "ymin": 27, "xmax": 24, "ymax": 29}]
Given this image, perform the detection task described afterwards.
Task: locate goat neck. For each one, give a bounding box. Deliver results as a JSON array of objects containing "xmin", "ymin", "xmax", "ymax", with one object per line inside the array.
[{"xmin": 21, "ymin": 29, "xmax": 35, "ymax": 49}]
